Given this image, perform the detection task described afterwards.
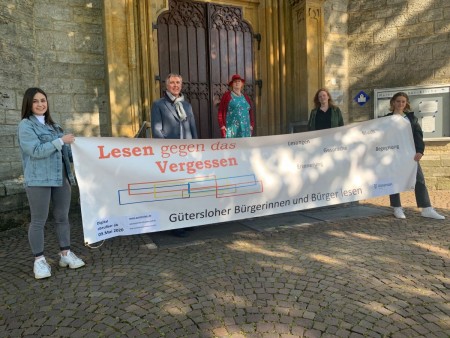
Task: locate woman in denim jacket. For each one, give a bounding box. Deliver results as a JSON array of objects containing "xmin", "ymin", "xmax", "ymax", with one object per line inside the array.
[{"xmin": 18, "ymin": 87, "xmax": 85, "ymax": 279}]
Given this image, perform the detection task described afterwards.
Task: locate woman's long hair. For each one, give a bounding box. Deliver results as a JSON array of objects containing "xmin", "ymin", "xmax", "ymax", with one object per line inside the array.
[
  {"xmin": 313, "ymin": 88, "xmax": 336, "ymax": 109},
  {"xmin": 21, "ymin": 87, "xmax": 56, "ymax": 125},
  {"xmin": 389, "ymin": 92, "xmax": 411, "ymax": 112}
]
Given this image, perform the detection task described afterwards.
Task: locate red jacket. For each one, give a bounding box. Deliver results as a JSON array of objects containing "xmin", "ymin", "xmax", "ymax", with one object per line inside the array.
[{"xmin": 218, "ymin": 91, "xmax": 255, "ymax": 137}]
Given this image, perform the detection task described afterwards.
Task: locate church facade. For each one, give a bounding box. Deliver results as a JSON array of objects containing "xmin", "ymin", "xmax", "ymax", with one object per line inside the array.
[{"xmin": 1, "ymin": 0, "xmax": 449, "ymax": 212}]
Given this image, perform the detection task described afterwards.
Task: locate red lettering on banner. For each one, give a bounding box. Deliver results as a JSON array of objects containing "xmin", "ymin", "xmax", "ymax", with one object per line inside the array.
[
  {"xmin": 155, "ymin": 158, "xmax": 238, "ymax": 174},
  {"xmin": 155, "ymin": 161, "xmax": 168, "ymax": 172},
  {"xmin": 98, "ymin": 145, "xmax": 154, "ymax": 159}
]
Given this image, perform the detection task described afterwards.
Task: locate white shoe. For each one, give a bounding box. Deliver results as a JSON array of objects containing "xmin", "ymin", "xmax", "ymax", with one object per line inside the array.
[
  {"xmin": 59, "ymin": 250, "xmax": 86, "ymax": 269},
  {"xmin": 34, "ymin": 257, "xmax": 51, "ymax": 279},
  {"xmin": 393, "ymin": 207, "xmax": 406, "ymax": 219},
  {"xmin": 421, "ymin": 207, "xmax": 445, "ymax": 220}
]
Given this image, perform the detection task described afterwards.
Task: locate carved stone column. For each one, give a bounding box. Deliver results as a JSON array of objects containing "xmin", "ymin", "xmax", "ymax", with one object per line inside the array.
[{"xmin": 290, "ymin": 0, "xmax": 324, "ymax": 123}]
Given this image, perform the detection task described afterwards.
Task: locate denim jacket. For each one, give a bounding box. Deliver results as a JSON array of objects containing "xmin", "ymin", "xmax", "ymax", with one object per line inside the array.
[{"xmin": 18, "ymin": 115, "xmax": 76, "ymax": 187}]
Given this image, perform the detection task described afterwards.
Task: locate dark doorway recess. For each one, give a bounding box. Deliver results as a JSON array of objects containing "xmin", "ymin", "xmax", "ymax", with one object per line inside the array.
[{"xmin": 156, "ymin": 0, "xmax": 255, "ymax": 138}]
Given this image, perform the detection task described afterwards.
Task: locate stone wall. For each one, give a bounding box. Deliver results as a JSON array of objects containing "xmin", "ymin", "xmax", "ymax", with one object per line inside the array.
[
  {"xmin": 347, "ymin": 0, "xmax": 450, "ymax": 121},
  {"xmin": 323, "ymin": 0, "xmax": 350, "ymax": 121},
  {"xmin": 422, "ymin": 141, "xmax": 450, "ymax": 190},
  {"xmin": 0, "ymin": 0, "xmax": 107, "ymax": 212},
  {"xmin": 346, "ymin": 0, "xmax": 450, "ymax": 190},
  {"xmin": 1, "ymin": 0, "xmax": 450, "ymax": 214}
]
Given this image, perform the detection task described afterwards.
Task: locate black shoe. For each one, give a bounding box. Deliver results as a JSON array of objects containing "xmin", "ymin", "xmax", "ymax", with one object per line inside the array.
[{"xmin": 171, "ymin": 229, "xmax": 188, "ymax": 237}]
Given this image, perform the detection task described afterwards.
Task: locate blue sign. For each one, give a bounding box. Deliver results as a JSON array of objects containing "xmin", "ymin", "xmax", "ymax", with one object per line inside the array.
[{"xmin": 354, "ymin": 90, "xmax": 370, "ymax": 106}]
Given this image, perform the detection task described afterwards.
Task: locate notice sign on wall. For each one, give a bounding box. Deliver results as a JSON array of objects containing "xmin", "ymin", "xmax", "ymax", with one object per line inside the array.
[
  {"xmin": 72, "ymin": 115, "xmax": 417, "ymax": 245},
  {"xmin": 374, "ymin": 84, "xmax": 450, "ymax": 138}
]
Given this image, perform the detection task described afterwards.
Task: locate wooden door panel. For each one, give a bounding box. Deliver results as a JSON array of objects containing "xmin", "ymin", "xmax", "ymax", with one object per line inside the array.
[
  {"xmin": 187, "ymin": 27, "xmax": 198, "ymax": 81},
  {"xmin": 178, "ymin": 26, "xmax": 189, "ymax": 77},
  {"xmin": 157, "ymin": 25, "xmax": 170, "ymax": 80},
  {"xmin": 168, "ymin": 25, "xmax": 181, "ymax": 74},
  {"xmin": 208, "ymin": 3, "xmax": 254, "ymax": 138},
  {"xmin": 244, "ymin": 32, "xmax": 253, "ymax": 82},
  {"xmin": 228, "ymin": 30, "xmax": 237, "ymax": 75},
  {"xmin": 157, "ymin": 0, "xmax": 210, "ymax": 138},
  {"xmin": 196, "ymin": 29, "xmax": 208, "ymax": 83},
  {"xmin": 235, "ymin": 31, "xmax": 245, "ymax": 76}
]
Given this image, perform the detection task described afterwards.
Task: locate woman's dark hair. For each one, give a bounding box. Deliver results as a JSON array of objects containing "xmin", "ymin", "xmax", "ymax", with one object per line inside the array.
[
  {"xmin": 21, "ymin": 87, "xmax": 56, "ymax": 125},
  {"xmin": 389, "ymin": 91, "xmax": 411, "ymax": 112},
  {"xmin": 313, "ymin": 88, "xmax": 336, "ymax": 109}
]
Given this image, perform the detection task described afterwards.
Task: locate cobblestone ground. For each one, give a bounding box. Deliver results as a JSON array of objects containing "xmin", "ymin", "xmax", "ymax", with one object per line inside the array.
[{"xmin": 0, "ymin": 191, "xmax": 449, "ymax": 338}]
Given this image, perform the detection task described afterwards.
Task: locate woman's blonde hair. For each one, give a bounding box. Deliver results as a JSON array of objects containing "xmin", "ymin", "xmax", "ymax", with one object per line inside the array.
[{"xmin": 389, "ymin": 92, "xmax": 411, "ymax": 112}]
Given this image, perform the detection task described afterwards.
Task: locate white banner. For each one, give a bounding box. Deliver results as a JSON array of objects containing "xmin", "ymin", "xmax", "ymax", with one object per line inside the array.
[{"xmin": 72, "ymin": 115, "xmax": 417, "ymax": 244}]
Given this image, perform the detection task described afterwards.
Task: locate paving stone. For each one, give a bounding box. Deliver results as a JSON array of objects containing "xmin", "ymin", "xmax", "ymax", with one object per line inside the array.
[
  {"xmin": 261, "ymin": 333, "xmax": 280, "ymax": 338},
  {"xmin": 335, "ymin": 328, "xmax": 351, "ymax": 337},
  {"xmin": 256, "ymin": 322, "xmax": 274, "ymax": 333},
  {"xmin": 303, "ymin": 328, "xmax": 322, "ymax": 337},
  {"xmin": 0, "ymin": 190, "xmax": 449, "ymax": 337}
]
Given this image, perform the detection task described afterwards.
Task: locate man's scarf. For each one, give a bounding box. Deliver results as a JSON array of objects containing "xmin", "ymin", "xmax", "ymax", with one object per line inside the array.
[{"xmin": 166, "ymin": 91, "xmax": 187, "ymax": 121}]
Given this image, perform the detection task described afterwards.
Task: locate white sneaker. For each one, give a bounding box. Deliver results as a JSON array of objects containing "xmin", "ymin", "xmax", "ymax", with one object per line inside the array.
[
  {"xmin": 34, "ymin": 257, "xmax": 51, "ymax": 279},
  {"xmin": 393, "ymin": 207, "xmax": 406, "ymax": 219},
  {"xmin": 421, "ymin": 207, "xmax": 445, "ymax": 220},
  {"xmin": 59, "ymin": 250, "xmax": 86, "ymax": 269}
]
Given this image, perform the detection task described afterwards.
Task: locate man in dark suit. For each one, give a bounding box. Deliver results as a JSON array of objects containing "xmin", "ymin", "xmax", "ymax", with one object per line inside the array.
[
  {"xmin": 150, "ymin": 73, "xmax": 198, "ymax": 237},
  {"xmin": 151, "ymin": 73, "xmax": 198, "ymax": 140}
]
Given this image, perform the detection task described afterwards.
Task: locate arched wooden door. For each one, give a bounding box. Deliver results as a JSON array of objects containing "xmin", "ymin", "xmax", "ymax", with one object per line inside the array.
[{"xmin": 156, "ymin": 0, "xmax": 255, "ymax": 139}]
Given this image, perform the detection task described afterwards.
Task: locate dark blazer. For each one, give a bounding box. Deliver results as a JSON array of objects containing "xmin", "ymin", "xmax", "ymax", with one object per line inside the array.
[{"xmin": 151, "ymin": 95, "xmax": 198, "ymax": 139}]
